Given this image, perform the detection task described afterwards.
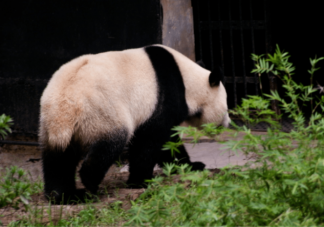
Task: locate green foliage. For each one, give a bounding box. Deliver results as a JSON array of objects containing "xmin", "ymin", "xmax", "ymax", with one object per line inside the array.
[
  {"xmin": 0, "ymin": 166, "xmax": 36, "ymax": 210},
  {"xmin": 230, "ymin": 95, "xmax": 281, "ymax": 129},
  {"xmin": 201, "ymin": 123, "xmax": 226, "ymax": 138},
  {"xmin": 115, "ymin": 157, "xmax": 125, "ymax": 168},
  {"xmin": 9, "ymin": 201, "xmax": 128, "ymax": 227},
  {"xmin": 126, "ymin": 132, "xmax": 324, "ymax": 226},
  {"xmin": 0, "ymin": 166, "xmax": 42, "ymax": 226},
  {"xmin": 171, "ymin": 124, "xmax": 226, "ymax": 142},
  {"xmin": 162, "ymin": 125, "xmax": 208, "ymax": 159},
  {"xmin": 162, "ymin": 140, "xmax": 183, "ymax": 158},
  {"xmin": 162, "ymin": 124, "xmax": 227, "ymax": 159},
  {"xmin": 57, "ymin": 206, "xmax": 98, "ymax": 226},
  {"xmin": 5, "ymin": 45, "xmax": 324, "ymax": 226},
  {"xmin": 171, "ymin": 125, "xmax": 206, "ymax": 143},
  {"xmin": 124, "ymin": 45, "xmax": 324, "ymax": 226},
  {"xmin": 251, "ymin": 44, "xmax": 324, "ymax": 135},
  {"xmin": 0, "ymin": 114, "xmax": 13, "ymax": 139}
]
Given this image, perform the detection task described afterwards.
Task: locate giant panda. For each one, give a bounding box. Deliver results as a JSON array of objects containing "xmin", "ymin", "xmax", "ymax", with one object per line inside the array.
[{"xmin": 39, "ymin": 44, "xmax": 230, "ymax": 204}]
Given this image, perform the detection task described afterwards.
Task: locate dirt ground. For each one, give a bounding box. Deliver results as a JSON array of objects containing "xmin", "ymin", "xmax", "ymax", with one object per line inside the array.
[
  {"xmin": 0, "ymin": 170, "xmax": 150, "ymax": 226},
  {"xmin": 0, "ymin": 168, "xmax": 222, "ymax": 226},
  {"xmin": 0, "ymin": 131, "xmax": 260, "ymax": 225}
]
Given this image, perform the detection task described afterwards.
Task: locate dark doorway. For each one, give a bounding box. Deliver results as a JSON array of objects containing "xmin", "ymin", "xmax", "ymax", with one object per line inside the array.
[
  {"xmin": 0, "ymin": 0, "xmax": 162, "ymax": 135},
  {"xmin": 270, "ymin": 2, "xmax": 324, "ymax": 112},
  {"xmin": 192, "ymin": 0, "xmax": 275, "ymax": 110}
]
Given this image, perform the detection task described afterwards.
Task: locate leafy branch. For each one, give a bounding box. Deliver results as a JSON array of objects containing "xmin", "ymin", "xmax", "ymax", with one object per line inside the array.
[{"xmin": 0, "ymin": 114, "xmax": 13, "ymax": 139}]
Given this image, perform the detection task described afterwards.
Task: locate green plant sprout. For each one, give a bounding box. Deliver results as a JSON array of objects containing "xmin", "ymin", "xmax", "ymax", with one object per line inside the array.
[
  {"xmin": 124, "ymin": 45, "xmax": 324, "ymax": 226},
  {"xmin": 0, "ymin": 166, "xmax": 33, "ymax": 210},
  {"xmin": 6, "ymin": 46, "xmax": 324, "ymax": 226},
  {"xmin": 0, "ymin": 114, "xmax": 13, "ymax": 139},
  {"xmin": 251, "ymin": 44, "xmax": 324, "ymax": 134}
]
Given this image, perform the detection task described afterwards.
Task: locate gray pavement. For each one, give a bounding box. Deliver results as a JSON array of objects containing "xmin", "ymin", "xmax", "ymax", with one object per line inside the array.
[
  {"xmin": 185, "ymin": 142, "xmax": 252, "ymax": 169},
  {"xmin": 121, "ymin": 137, "xmax": 257, "ymax": 172},
  {"xmin": 1, "ymin": 131, "xmax": 262, "ymax": 177}
]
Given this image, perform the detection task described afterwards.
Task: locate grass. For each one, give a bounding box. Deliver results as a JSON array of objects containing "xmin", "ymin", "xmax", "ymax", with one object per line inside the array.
[
  {"xmin": 0, "ymin": 166, "xmax": 42, "ymax": 210},
  {"xmin": 3, "ymin": 128, "xmax": 324, "ymax": 226},
  {"xmin": 3, "ymin": 45, "xmax": 324, "ymax": 226},
  {"xmin": 126, "ymin": 136, "xmax": 324, "ymax": 226},
  {"xmin": 8, "ymin": 201, "xmax": 128, "ymax": 227}
]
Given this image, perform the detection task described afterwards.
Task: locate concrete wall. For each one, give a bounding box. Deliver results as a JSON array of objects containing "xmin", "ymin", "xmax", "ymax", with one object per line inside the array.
[
  {"xmin": 161, "ymin": 0, "xmax": 196, "ymax": 61},
  {"xmin": 0, "ymin": 0, "xmax": 162, "ymax": 134},
  {"xmin": 0, "ymin": 0, "xmax": 196, "ymax": 176}
]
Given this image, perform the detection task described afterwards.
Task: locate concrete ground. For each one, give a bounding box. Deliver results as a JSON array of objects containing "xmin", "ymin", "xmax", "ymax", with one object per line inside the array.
[
  {"xmin": 184, "ymin": 130, "xmax": 265, "ymax": 169},
  {"xmin": 185, "ymin": 141, "xmax": 252, "ymax": 169},
  {"xmin": 0, "ymin": 131, "xmax": 265, "ymax": 178},
  {"xmin": 120, "ymin": 131, "xmax": 264, "ymax": 172},
  {"xmin": 120, "ymin": 140, "xmax": 255, "ymax": 172}
]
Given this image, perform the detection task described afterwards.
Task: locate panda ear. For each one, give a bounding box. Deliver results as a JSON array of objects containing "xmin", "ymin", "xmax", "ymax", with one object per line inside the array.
[
  {"xmin": 196, "ymin": 60, "xmax": 206, "ymax": 68},
  {"xmin": 209, "ymin": 67, "xmax": 223, "ymax": 87}
]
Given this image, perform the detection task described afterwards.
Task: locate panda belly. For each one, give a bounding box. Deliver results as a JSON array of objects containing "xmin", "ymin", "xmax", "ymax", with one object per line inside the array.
[{"xmin": 40, "ymin": 45, "xmax": 212, "ymax": 204}]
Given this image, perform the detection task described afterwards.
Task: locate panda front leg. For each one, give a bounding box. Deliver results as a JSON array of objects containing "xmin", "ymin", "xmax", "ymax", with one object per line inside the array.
[
  {"xmin": 79, "ymin": 131, "xmax": 128, "ymax": 194},
  {"xmin": 127, "ymin": 132, "xmax": 162, "ymax": 188},
  {"xmin": 127, "ymin": 146, "xmax": 158, "ymax": 188},
  {"xmin": 127, "ymin": 130, "xmax": 206, "ymax": 188}
]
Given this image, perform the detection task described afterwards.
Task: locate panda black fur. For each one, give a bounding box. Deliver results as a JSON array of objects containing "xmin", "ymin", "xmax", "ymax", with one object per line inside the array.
[{"xmin": 40, "ymin": 44, "xmax": 230, "ymax": 204}]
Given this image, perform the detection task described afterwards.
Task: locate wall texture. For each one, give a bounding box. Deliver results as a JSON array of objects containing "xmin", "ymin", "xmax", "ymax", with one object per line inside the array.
[
  {"xmin": 161, "ymin": 0, "xmax": 196, "ymax": 61},
  {"xmin": 0, "ymin": 0, "xmax": 196, "ymax": 135},
  {"xmin": 0, "ymin": 0, "xmax": 162, "ymax": 134}
]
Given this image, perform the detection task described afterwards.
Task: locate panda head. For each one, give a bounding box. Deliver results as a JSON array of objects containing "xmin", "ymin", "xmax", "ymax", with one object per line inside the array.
[
  {"xmin": 146, "ymin": 45, "xmax": 230, "ymax": 129},
  {"xmin": 183, "ymin": 66, "xmax": 231, "ymax": 129}
]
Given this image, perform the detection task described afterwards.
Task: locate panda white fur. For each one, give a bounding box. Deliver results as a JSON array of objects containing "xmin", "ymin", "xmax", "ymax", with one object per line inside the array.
[{"xmin": 40, "ymin": 44, "xmax": 230, "ymax": 204}]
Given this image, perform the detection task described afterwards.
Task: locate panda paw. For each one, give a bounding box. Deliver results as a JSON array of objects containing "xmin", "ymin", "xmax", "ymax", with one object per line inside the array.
[{"xmin": 190, "ymin": 162, "xmax": 206, "ymax": 171}]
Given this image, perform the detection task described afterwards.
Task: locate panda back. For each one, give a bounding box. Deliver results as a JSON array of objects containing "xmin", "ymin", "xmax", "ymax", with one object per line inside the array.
[{"xmin": 40, "ymin": 48, "xmax": 159, "ymax": 148}]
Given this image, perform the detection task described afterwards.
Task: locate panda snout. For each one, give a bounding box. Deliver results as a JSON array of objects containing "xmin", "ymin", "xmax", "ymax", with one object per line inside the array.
[{"xmin": 221, "ymin": 112, "xmax": 231, "ymax": 128}]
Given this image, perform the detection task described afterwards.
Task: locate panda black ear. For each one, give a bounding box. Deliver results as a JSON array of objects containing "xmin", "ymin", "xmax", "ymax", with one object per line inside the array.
[
  {"xmin": 209, "ymin": 67, "xmax": 223, "ymax": 87},
  {"xmin": 196, "ymin": 60, "xmax": 206, "ymax": 68}
]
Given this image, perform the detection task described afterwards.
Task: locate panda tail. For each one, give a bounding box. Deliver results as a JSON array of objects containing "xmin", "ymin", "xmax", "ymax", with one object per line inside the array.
[
  {"xmin": 39, "ymin": 57, "xmax": 92, "ymax": 151},
  {"xmin": 38, "ymin": 111, "xmax": 77, "ymax": 151}
]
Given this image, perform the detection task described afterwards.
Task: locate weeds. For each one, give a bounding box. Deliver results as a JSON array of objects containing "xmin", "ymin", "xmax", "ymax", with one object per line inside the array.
[
  {"xmin": 126, "ymin": 129, "xmax": 324, "ymax": 225},
  {"xmin": 0, "ymin": 114, "xmax": 13, "ymax": 139},
  {"xmin": 4, "ymin": 46, "xmax": 324, "ymax": 226},
  {"xmin": 58, "ymin": 202, "xmax": 128, "ymax": 226},
  {"xmin": 9, "ymin": 201, "xmax": 128, "ymax": 227},
  {"xmin": 125, "ymin": 45, "xmax": 324, "ymax": 226},
  {"xmin": 0, "ymin": 166, "xmax": 35, "ymax": 210}
]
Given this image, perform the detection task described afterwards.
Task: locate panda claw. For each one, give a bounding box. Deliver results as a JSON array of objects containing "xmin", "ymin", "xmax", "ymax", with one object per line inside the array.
[{"xmin": 190, "ymin": 162, "xmax": 206, "ymax": 171}]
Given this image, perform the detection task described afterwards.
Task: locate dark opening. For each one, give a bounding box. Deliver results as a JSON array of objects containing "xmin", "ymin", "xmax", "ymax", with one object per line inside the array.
[
  {"xmin": 192, "ymin": 0, "xmax": 276, "ymax": 110},
  {"xmin": 0, "ymin": 0, "xmax": 162, "ymax": 135},
  {"xmin": 192, "ymin": 0, "xmax": 324, "ymax": 131}
]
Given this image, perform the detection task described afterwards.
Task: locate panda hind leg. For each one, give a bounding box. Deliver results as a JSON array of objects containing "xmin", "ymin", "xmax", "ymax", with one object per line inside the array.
[
  {"xmin": 42, "ymin": 141, "xmax": 84, "ymax": 204},
  {"xmin": 79, "ymin": 130, "xmax": 128, "ymax": 194},
  {"xmin": 157, "ymin": 134, "xmax": 205, "ymax": 171}
]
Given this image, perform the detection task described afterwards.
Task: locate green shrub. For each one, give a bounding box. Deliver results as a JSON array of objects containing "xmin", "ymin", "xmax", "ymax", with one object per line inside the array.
[
  {"xmin": 0, "ymin": 166, "xmax": 34, "ymax": 210},
  {"xmin": 57, "ymin": 202, "xmax": 127, "ymax": 227},
  {"xmin": 0, "ymin": 114, "xmax": 13, "ymax": 139},
  {"xmin": 6, "ymin": 46, "xmax": 324, "ymax": 226},
  {"xmin": 126, "ymin": 46, "xmax": 324, "ymax": 226},
  {"xmin": 9, "ymin": 201, "xmax": 128, "ymax": 227}
]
